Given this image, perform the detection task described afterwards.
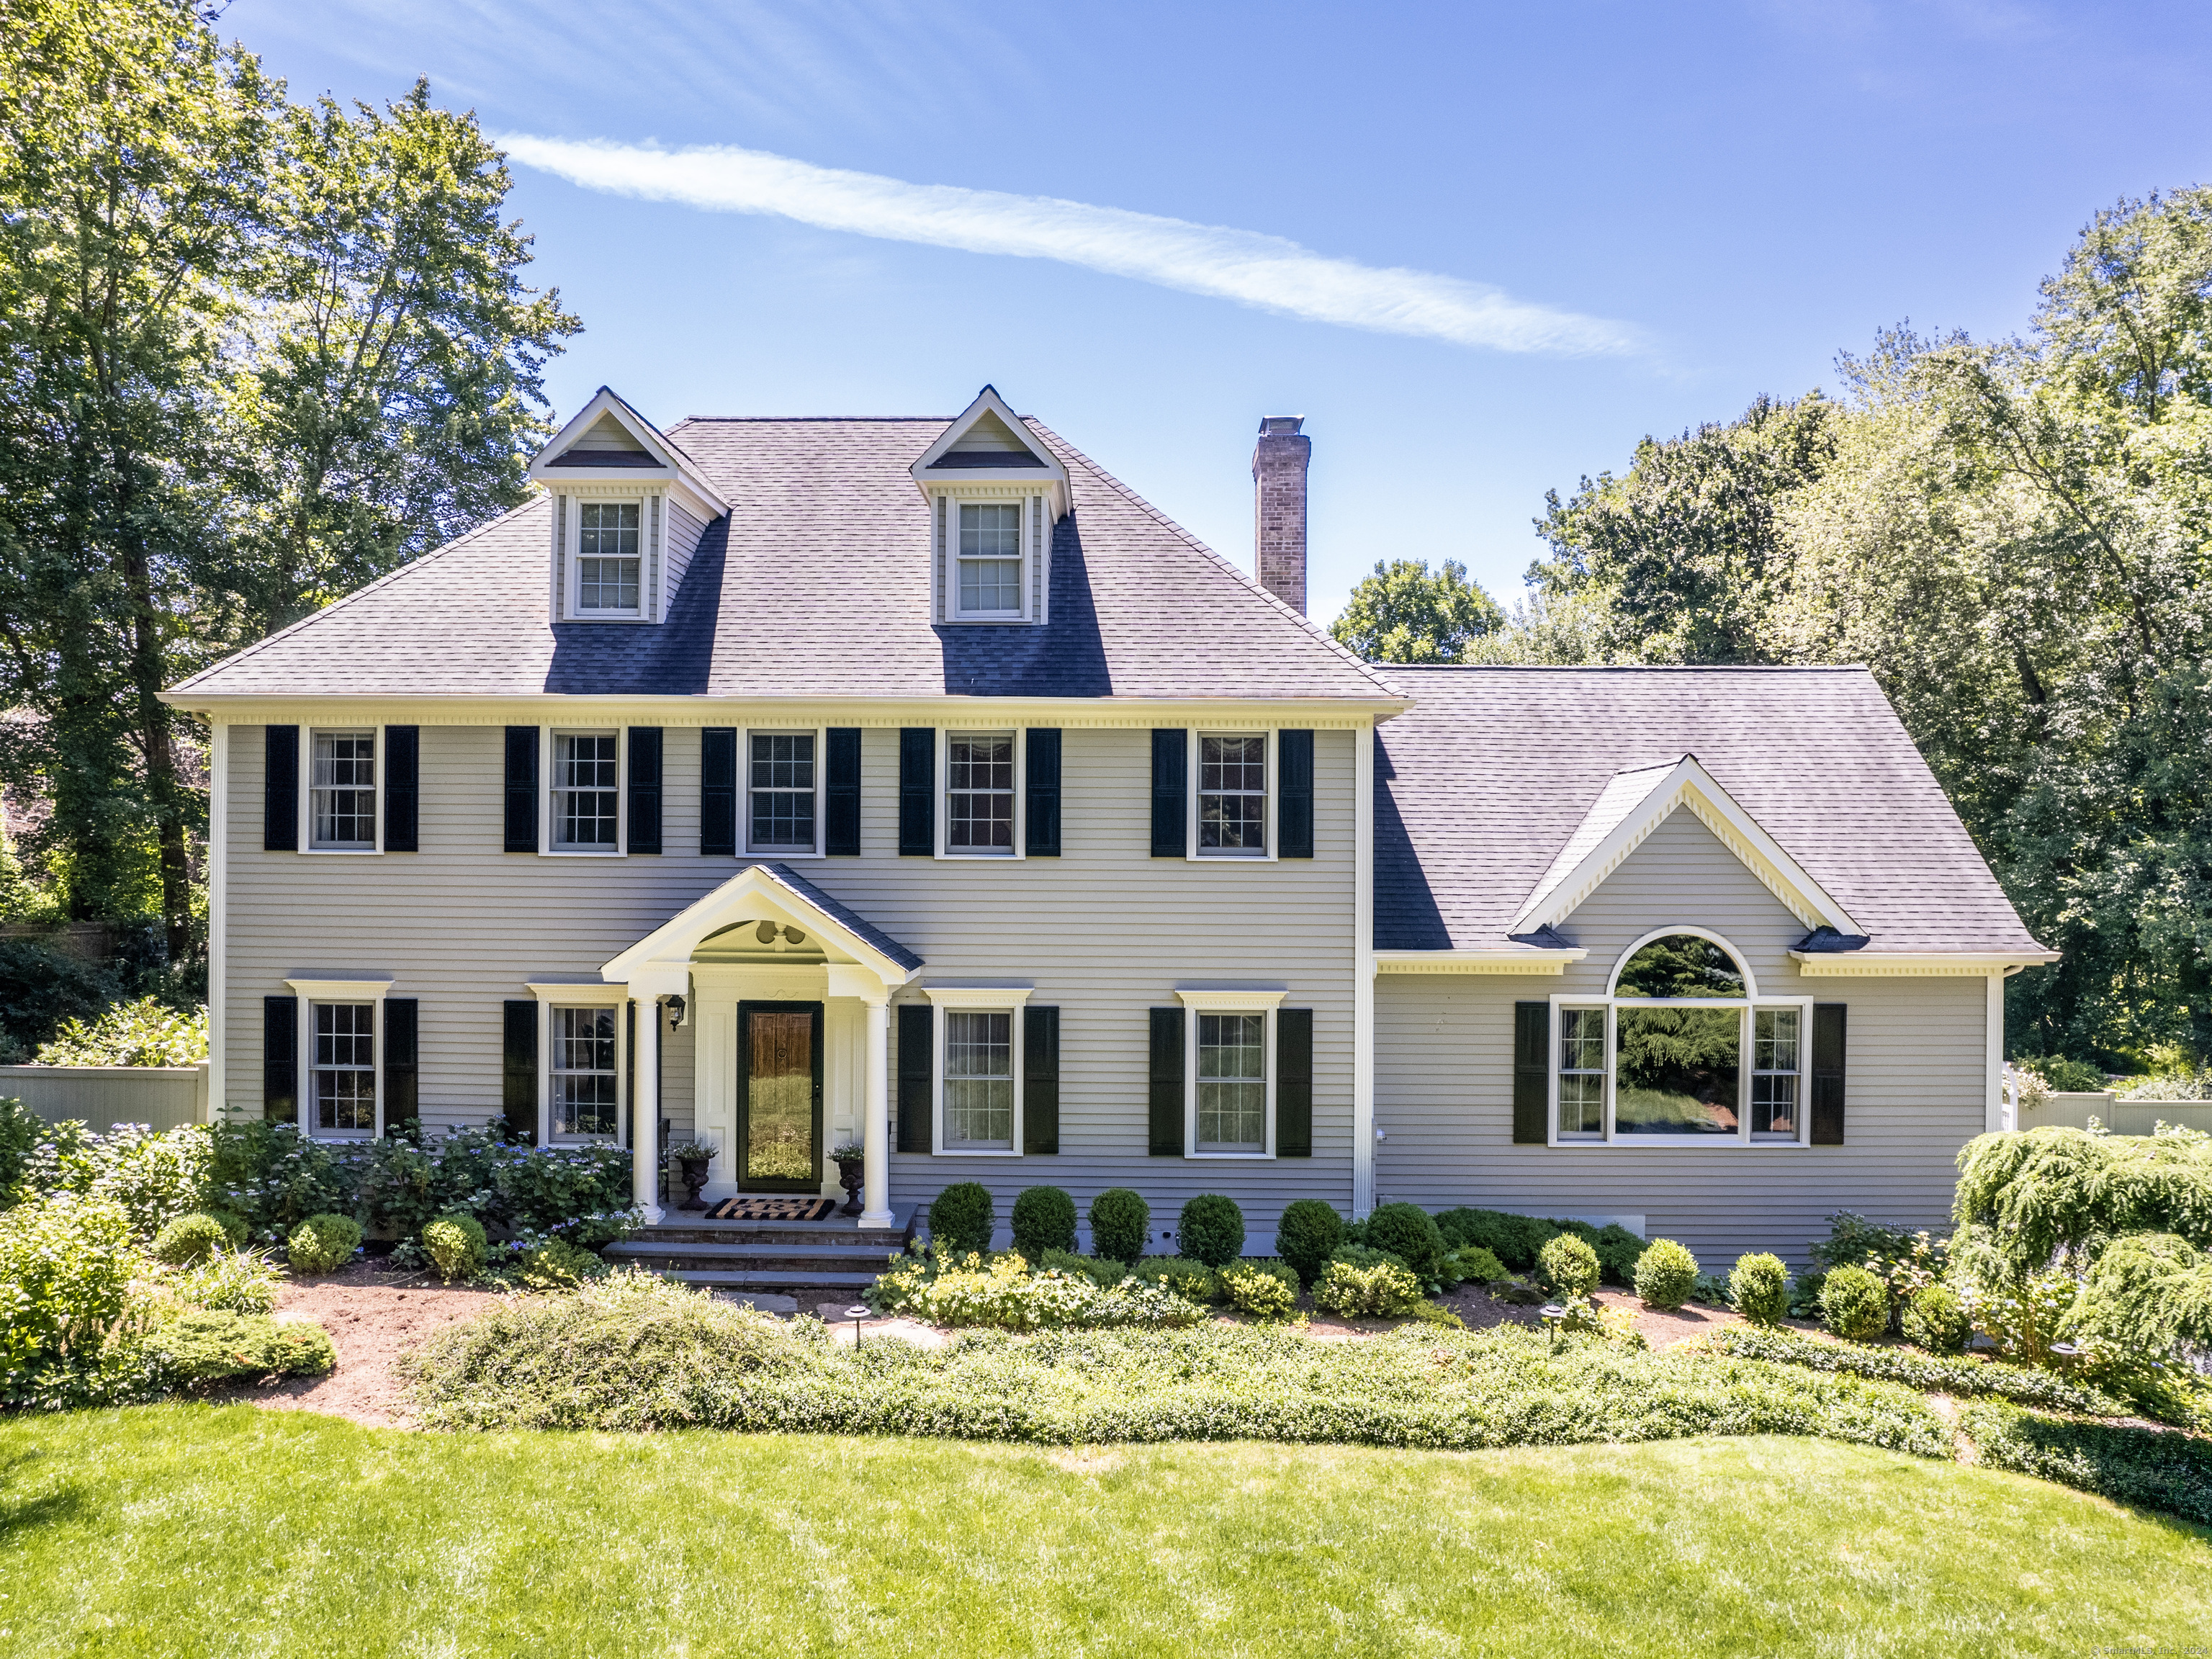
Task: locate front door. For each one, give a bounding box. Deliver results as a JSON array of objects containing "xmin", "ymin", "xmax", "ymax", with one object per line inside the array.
[{"xmin": 737, "ymin": 1001, "xmax": 823, "ymax": 1192}]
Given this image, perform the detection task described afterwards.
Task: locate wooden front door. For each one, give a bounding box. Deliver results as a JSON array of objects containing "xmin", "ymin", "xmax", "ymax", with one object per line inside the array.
[{"xmin": 737, "ymin": 1002, "xmax": 823, "ymax": 1192}]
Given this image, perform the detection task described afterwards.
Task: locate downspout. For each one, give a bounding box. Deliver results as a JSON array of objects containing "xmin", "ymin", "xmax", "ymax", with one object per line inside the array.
[{"xmin": 207, "ymin": 719, "xmax": 228, "ymax": 1121}]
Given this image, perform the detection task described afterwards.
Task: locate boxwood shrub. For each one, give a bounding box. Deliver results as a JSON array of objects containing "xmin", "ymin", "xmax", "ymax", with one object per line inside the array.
[
  {"xmin": 1177, "ymin": 1195, "xmax": 1245, "ymax": 1268},
  {"xmin": 151, "ymin": 1213, "xmax": 230, "ymax": 1267},
  {"xmin": 1902, "ymin": 1284, "xmax": 1970, "ymax": 1355},
  {"xmin": 1538, "ymin": 1233, "xmax": 1600, "ymax": 1297},
  {"xmin": 1635, "ymin": 1239, "xmax": 1699, "ymax": 1312},
  {"xmin": 1010, "ymin": 1186, "xmax": 1078, "ymax": 1260},
  {"xmin": 1821, "ymin": 1264, "xmax": 1889, "ymax": 1341},
  {"xmin": 1364, "ymin": 1203, "xmax": 1446, "ymax": 1284},
  {"xmin": 423, "ymin": 1213, "xmax": 487, "ymax": 1283},
  {"xmin": 928, "ymin": 1183, "xmax": 995, "ymax": 1256},
  {"xmin": 286, "ymin": 1213, "xmax": 362, "ymax": 1274},
  {"xmin": 1274, "ymin": 1200, "xmax": 1344, "ymax": 1287},
  {"xmin": 1087, "ymin": 1188, "xmax": 1149, "ymax": 1266},
  {"xmin": 1727, "ymin": 1253, "xmax": 1791, "ymax": 1326}
]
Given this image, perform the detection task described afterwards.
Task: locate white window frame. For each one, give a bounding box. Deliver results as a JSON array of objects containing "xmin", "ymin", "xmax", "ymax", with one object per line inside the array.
[
  {"xmin": 938, "ymin": 490, "xmax": 1046, "ymax": 625},
  {"xmin": 1177, "ymin": 987, "xmax": 1286, "ymax": 1159},
  {"xmin": 936, "ymin": 727, "xmax": 1026, "ymax": 860},
  {"xmin": 299, "ymin": 725, "xmax": 385, "ymax": 855},
  {"xmin": 925, "ymin": 986, "xmax": 1034, "ymax": 1156},
  {"xmin": 1188, "ymin": 728, "xmax": 1277, "ymax": 862},
  {"xmin": 542, "ymin": 727, "xmax": 626, "ymax": 857},
  {"xmin": 565, "ymin": 495, "xmax": 651, "ymax": 622},
  {"xmin": 1545, "ymin": 927, "xmax": 1812, "ymax": 1148},
  {"xmin": 741, "ymin": 725, "xmax": 827, "ymax": 859},
  {"xmin": 284, "ymin": 976, "xmax": 393, "ymax": 1142},
  {"xmin": 527, "ymin": 981, "xmax": 630, "ymax": 1148}
]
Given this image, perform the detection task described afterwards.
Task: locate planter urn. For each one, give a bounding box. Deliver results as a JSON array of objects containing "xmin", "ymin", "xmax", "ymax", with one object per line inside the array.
[
  {"xmin": 835, "ymin": 1155, "xmax": 866, "ymax": 1217},
  {"xmin": 677, "ymin": 1156, "xmax": 711, "ymax": 1213}
]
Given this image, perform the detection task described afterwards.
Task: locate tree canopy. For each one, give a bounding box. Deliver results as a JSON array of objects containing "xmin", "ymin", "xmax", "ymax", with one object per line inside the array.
[{"xmin": 1328, "ymin": 558, "xmax": 1505, "ymax": 663}]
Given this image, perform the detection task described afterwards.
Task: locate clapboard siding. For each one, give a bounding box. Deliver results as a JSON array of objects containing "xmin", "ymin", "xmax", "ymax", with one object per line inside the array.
[
  {"xmin": 665, "ymin": 495, "xmax": 706, "ymax": 616},
  {"xmin": 1375, "ymin": 809, "xmax": 1988, "ymax": 1264},
  {"xmin": 225, "ymin": 723, "xmax": 1358, "ymax": 1235}
]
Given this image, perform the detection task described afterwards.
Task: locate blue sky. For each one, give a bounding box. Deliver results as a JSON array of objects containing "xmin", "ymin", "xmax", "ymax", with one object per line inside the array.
[{"xmin": 238, "ymin": 0, "xmax": 2212, "ymax": 625}]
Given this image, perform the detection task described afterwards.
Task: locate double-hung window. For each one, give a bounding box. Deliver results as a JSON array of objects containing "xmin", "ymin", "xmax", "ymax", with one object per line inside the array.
[
  {"xmin": 748, "ymin": 733, "xmax": 817, "ymax": 853},
  {"xmin": 943, "ymin": 1011, "xmax": 1015, "ymax": 1150},
  {"xmin": 1552, "ymin": 931, "xmax": 1810, "ymax": 1146},
  {"xmin": 552, "ymin": 732, "xmax": 620, "ymax": 850},
  {"xmin": 1197, "ymin": 734, "xmax": 1268, "ymax": 856},
  {"xmin": 308, "ymin": 729, "xmax": 377, "ymax": 850},
  {"xmin": 1197, "ymin": 1012, "xmax": 1267, "ymax": 1151},
  {"xmin": 956, "ymin": 502, "xmax": 1023, "ymax": 617},
  {"xmin": 576, "ymin": 502, "xmax": 641, "ymax": 614},
  {"xmin": 311, "ymin": 1002, "xmax": 377, "ymax": 1137},
  {"xmin": 946, "ymin": 732, "xmax": 1015, "ymax": 853},
  {"xmin": 551, "ymin": 1006, "xmax": 621, "ymax": 1140}
]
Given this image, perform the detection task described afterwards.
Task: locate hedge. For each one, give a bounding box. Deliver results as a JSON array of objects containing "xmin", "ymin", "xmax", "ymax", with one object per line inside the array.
[{"xmin": 1963, "ymin": 1402, "xmax": 2212, "ymax": 1527}]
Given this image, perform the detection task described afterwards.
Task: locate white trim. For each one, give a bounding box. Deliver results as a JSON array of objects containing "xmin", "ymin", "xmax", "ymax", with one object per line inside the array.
[
  {"xmin": 527, "ymin": 385, "xmax": 729, "ymax": 516},
  {"xmin": 1373, "ymin": 948, "xmax": 1587, "ymax": 975},
  {"xmin": 1175, "ymin": 989, "xmax": 1285, "ymax": 1159},
  {"xmin": 1791, "ymin": 950, "xmax": 2062, "ymax": 976},
  {"xmin": 562, "ymin": 494, "xmax": 654, "ymax": 624},
  {"xmin": 740, "ymin": 725, "xmax": 827, "ymax": 860},
  {"xmin": 1606, "ymin": 926, "xmax": 1761, "ymax": 1000},
  {"xmin": 909, "ymin": 385, "xmax": 1071, "ymax": 521},
  {"xmin": 166, "ymin": 693, "xmax": 1411, "ymax": 729},
  {"xmin": 1353, "ymin": 716, "xmax": 1375, "ymax": 1217},
  {"xmin": 529, "ymin": 981, "xmax": 631, "ymax": 1148},
  {"xmin": 299, "ymin": 724, "xmax": 385, "ymax": 854},
  {"xmin": 541, "ymin": 725, "xmax": 626, "ymax": 857},
  {"xmin": 208, "ymin": 719, "xmax": 228, "ymax": 1120},
  {"xmin": 1512, "ymin": 754, "xmax": 1859, "ymax": 936},
  {"xmin": 936, "ymin": 725, "xmax": 1025, "ymax": 860},
  {"xmin": 599, "ymin": 863, "xmax": 919, "ymax": 992},
  {"xmin": 943, "ymin": 495, "xmax": 1043, "ymax": 624},
  {"xmin": 284, "ymin": 977, "xmax": 395, "ymax": 1000},
  {"xmin": 925, "ymin": 986, "xmax": 1034, "ymax": 1156},
  {"xmin": 1985, "ymin": 971, "xmax": 2006, "ymax": 1134},
  {"xmin": 284, "ymin": 979, "xmax": 392, "ymax": 1142},
  {"xmin": 1187, "ymin": 727, "xmax": 1277, "ymax": 861}
]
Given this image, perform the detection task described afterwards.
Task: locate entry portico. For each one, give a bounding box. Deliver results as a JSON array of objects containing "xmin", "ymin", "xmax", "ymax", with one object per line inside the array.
[{"xmin": 599, "ymin": 862, "xmax": 922, "ymax": 1226}]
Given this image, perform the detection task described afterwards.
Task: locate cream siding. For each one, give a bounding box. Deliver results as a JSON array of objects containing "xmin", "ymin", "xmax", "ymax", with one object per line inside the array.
[
  {"xmin": 1374, "ymin": 809, "xmax": 1988, "ymax": 1263},
  {"xmin": 664, "ymin": 495, "xmax": 707, "ymax": 616}
]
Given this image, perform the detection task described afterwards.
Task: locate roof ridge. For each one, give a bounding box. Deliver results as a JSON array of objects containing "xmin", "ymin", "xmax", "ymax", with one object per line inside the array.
[
  {"xmin": 670, "ymin": 415, "xmax": 956, "ymax": 426},
  {"xmin": 1026, "ymin": 421, "xmax": 1403, "ymax": 701},
  {"xmin": 1381, "ymin": 662, "xmax": 1875, "ymax": 674},
  {"xmin": 168, "ymin": 498, "xmax": 548, "ymax": 693}
]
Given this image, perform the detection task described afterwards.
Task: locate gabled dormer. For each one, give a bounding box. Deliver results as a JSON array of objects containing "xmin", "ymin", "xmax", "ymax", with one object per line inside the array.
[
  {"xmin": 910, "ymin": 385, "xmax": 1069, "ymax": 626},
  {"xmin": 528, "ymin": 387, "xmax": 728, "ymax": 625}
]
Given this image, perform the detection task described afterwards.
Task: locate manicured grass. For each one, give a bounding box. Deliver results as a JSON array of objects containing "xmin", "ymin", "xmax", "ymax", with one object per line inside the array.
[{"xmin": 1, "ymin": 1407, "xmax": 2206, "ymax": 1656}]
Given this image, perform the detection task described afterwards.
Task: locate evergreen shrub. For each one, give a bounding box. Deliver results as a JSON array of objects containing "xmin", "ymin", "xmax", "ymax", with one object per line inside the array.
[
  {"xmin": 1539, "ymin": 1233, "xmax": 1601, "ymax": 1297},
  {"xmin": 1010, "ymin": 1186, "xmax": 1078, "ymax": 1260},
  {"xmin": 1038, "ymin": 1248, "xmax": 1125, "ymax": 1287},
  {"xmin": 1821, "ymin": 1265, "xmax": 1889, "ymax": 1341},
  {"xmin": 152, "ymin": 1213, "xmax": 230, "ymax": 1267},
  {"xmin": 1131, "ymin": 1256, "xmax": 1220, "ymax": 1303},
  {"xmin": 1902, "ymin": 1284, "xmax": 1971, "ymax": 1354},
  {"xmin": 423, "ymin": 1213, "xmax": 487, "ymax": 1283},
  {"xmin": 1963, "ymin": 1401, "xmax": 2212, "ymax": 1527},
  {"xmin": 1177, "ymin": 1194, "xmax": 1245, "ymax": 1268},
  {"xmin": 1274, "ymin": 1199, "xmax": 1344, "ymax": 1287},
  {"xmin": 1728, "ymin": 1253, "xmax": 1791, "ymax": 1326},
  {"xmin": 1364, "ymin": 1202, "xmax": 1445, "ymax": 1282},
  {"xmin": 144, "ymin": 1310, "xmax": 335, "ymax": 1385},
  {"xmin": 1634, "ymin": 1239, "xmax": 1699, "ymax": 1311},
  {"xmin": 928, "ymin": 1183, "xmax": 995, "ymax": 1256},
  {"xmin": 286, "ymin": 1213, "xmax": 361, "ymax": 1274},
  {"xmin": 1446, "ymin": 1245, "xmax": 1506, "ymax": 1285},
  {"xmin": 513, "ymin": 1239, "xmax": 607, "ymax": 1290},
  {"xmin": 1314, "ymin": 1247, "xmax": 1425, "ymax": 1318},
  {"xmin": 1220, "ymin": 1259, "xmax": 1299, "ymax": 1319},
  {"xmin": 1593, "ymin": 1224, "xmax": 1647, "ymax": 1286},
  {"xmin": 1087, "ymin": 1188, "xmax": 1149, "ymax": 1265}
]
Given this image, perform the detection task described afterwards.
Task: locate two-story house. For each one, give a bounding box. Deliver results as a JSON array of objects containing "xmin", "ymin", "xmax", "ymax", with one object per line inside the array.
[{"xmin": 163, "ymin": 385, "xmax": 2056, "ymax": 1261}]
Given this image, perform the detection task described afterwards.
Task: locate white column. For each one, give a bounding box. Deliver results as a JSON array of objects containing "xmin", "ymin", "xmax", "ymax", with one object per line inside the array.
[
  {"xmin": 860, "ymin": 995, "xmax": 893, "ymax": 1227},
  {"xmin": 1985, "ymin": 971, "xmax": 2008, "ymax": 1136},
  {"xmin": 634, "ymin": 998, "xmax": 664, "ymax": 1224}
]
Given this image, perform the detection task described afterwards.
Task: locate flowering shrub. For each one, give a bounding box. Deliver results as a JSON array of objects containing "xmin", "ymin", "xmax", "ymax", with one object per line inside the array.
[
  {"xmin": 36, "ymin": 997, "xmax": 207, "ymax": 1066},
  {"xmin": 866, "ymin": 1248, "xmax": 1206, "ymax": 1330},
  {"xmin": 1961, "ymin": 1267, "xmax": 2077, "ymax": 1365},
  {"xmin": 1313, "ymin": 1249, "xmax": 1425, "ymax": 1318},
  {"xmin": 0, "ymin": 1192, "xmax": 147, "ymax": 1406}
]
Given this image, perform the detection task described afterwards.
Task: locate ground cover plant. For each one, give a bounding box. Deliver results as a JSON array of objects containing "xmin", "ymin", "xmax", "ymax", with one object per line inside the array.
[
  {"xmin": 5, "ymin": 1409, "xmax": 2205, "ymax": 1659},
  {"xmin": 865, "ymin": 1249, "xmax": 1205, "ymax": 1331}
]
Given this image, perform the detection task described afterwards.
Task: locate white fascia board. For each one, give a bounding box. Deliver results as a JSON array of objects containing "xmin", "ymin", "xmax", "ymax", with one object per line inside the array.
[
  {"xmin": 1510, "ymin": 754, "xmax": 1860, "ymax": 936},
  {"xmin": 910, "ymin": 385, "xmax": 1069, "ymax": 518},
  {"xmin": 162, "ymin": 693, "xmax": 1412, "ymax": 727},
  {"xmin": 1789, "ymin": 950, "xmax": 2062, "ymax": 976},
  {"xmin": 1372, "ymin": 949, "xmax": 1588, "ymax": 976},
  {"xmin": 529, "ymin": 387, "xmax": 729, "ymax": 517},
  {"xmin": 599, "ymin": 865, "xmax": 917, "ymax": 989}
]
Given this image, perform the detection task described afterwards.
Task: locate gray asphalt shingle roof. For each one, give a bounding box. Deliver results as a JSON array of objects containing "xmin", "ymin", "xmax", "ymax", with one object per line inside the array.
[
  {"xmin": 1373, "ymin": 665, "xmax": 2046, "ymax": 956},
  {"xmin": 172, "ymin": 418, "xmax": 1393, "ymax": 702}
]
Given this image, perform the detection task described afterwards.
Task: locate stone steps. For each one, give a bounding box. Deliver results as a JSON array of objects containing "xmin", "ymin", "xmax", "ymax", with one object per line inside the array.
[{"xmin": 603, "ymin": 1204, "xmax": 915, "ymax": 1295}]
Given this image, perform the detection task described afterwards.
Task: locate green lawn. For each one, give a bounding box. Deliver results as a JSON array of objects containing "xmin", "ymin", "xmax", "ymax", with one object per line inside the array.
[{"xmin": 1, "ymin": 1406, "xmax": 2204, "ymax": 1658}]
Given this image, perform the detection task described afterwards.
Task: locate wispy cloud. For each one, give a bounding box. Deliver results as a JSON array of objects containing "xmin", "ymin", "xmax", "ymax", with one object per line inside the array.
[{"xmin": 498, "ymin": 136, "xmax": 1642, "ymax": 357}]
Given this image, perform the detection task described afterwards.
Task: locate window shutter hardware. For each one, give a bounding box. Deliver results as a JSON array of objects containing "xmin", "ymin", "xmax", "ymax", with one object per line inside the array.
[
  {"xmin": 384, "ymin": 999, "xmax": 418, "ymax": 1136},
  {"xmin": 503, "ymin": 727, "xmax": 538, "ymax": 852},
  {"xmin": 825, "ymin": 727, "xmax": 862, "ymax": 855},
  {"xmin": 1512, "ymin": 1001, "xmax": 1549, "ymax": 1143},
  {"xmin": 1024, "ymin": 729, "xmax": 1061, "ymax": 857},
  {"xmin": 700, "ymin": 728, "xmax": 737, "ymax": 856},
  {"xmin": 263, "ymin": 994, "xmax": 297, "ymax": 1121},
  {"xmin": 1023, "ymin": 1005, "xmax": 1060, "ymax": 1154},
  {"xmin": 626, "ymin": 728, "xmax": 662, "ymax": 854},
  {"xmin": 1811, "ymin": 1002, "xmax": 1847, "ymax": 1145},
  {"xmin": 898, "ymin": 728, "xmax": 935, "ymax": 856},
  {"xmin": 1276, "ymin": 1007, "xmax": 1313, "ymax": 1156},
  {"xmin": 264, "ymin": 726, "xmax": 299, "ymax": 851},
  {"xmin": 384, "ymin": 726, "xmax": 420, "ymax": 852},
  {"xmin": 1277, "ymin": 729, "xmax": 1314, "ymax": 858},
  {"xmin": 896, "ymin": 1004, "xmax": 932, "ymax": 1152},
  {"xmin": 503, "ymin": 1000, "xmax": 539, "ymax": 1144},
  {"xmin": 1150, "ymin": 729, "xmax": 1187, "ymax": 858},
  {"xmin": 1148, "ymin": 1007, "xmax": 1184, "ymax": 1154}
]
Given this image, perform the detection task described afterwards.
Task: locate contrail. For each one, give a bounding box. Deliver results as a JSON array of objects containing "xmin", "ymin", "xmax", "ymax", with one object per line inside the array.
[{"xmin": 498, "ymin": 135, "xmax": 1642, "ymax": 357}]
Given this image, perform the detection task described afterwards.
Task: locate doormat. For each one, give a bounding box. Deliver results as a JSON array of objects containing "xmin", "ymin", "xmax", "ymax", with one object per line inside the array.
[{"xmin": 705, "ymin": 1196, "xmax": 839, "ymax": 1222}]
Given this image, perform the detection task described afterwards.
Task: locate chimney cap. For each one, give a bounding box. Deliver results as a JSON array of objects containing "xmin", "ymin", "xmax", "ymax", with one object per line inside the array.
[{"xmin": 1258, "ymin": 415, "xmax": 1305, "ymax": 436}]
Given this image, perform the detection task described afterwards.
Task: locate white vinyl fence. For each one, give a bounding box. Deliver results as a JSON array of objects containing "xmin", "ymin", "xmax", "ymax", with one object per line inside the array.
[
  {"xmin": 2018, "ymin": 1090, "xmax": 2212, "ymax": 1137},
  {"xmin": 0, "ymin": 1064, "xmax": 211, "ymax": 1135}
]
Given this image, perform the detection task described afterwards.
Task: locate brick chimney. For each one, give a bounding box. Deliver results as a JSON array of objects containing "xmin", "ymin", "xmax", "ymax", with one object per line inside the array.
[{"xmin": 1252, "ymin": 415, "xmax": 1310, "ymax": 614}]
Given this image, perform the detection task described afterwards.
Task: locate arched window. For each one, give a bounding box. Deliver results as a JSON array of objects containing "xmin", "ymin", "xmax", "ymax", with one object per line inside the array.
[{"xmin": 1551, "ymin": 930, "xmax": 1808, "ymax": 1146}]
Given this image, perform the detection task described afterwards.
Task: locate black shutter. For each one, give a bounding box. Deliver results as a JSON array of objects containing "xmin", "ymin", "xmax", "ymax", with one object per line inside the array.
[
  {"xmin": 825, "ymin": 727, "xmax": 862, "ymax": 855},
  {"xmin": 626, "ymin": 728, "xmax": 662, "ymax": 853},
  {"xmin": 502, "ymin": 999, "xmax": 538, "ymax": 1144},
  {"xmin": 897, "ymin": 1003, "xmax": 932, "ymax": 1152},
  {"xmin": 263, "ymin": 994, "xmax": 297, "ymax": 1121},
  {"xmin": 503, "ymin": 727, "xmax": 538, "ymax": 852},
  {"xmin": 1025, "ymin": 729, "xmax": 1061, "ymax": 857},
  {"xmin": 1148, "ymin": 1007, "xmax": 1184, "ymax": 1155},
  {"xmin": 1151, "ymin": 729, "xmax": 1187, "ymax": 858},
  {"xmin": 1513, "ymin": 1001, "xmax": 1549, "ymax": 1144},
  {"xmin": 1276, "ymin": 1007, "xmax": 1313, "ymax": 1156},
  {"xmin": 1278, "ymin": 729, "xmax": 1314, "ymax": 858},
  {"xmin": 899, "ymin": 728, "xmax": 935, "ymax": 856},
  {"xmin": 701, "ymin": 728, "xmax": 737, "ymax": 856},
  {"xmin": 384, "ymin": 998, "xmax": 418, "ymax": 1136},
  {"xmin": 384, "ymin": 726, "xmax": 419, "ymax": 852},
  {"xmin": 1024, "ymin": 1006, "xmax": 1060, "ymax": 1154},
  {"xmin": 1811, "ymin": 1002, "xmax": 1847, "ymax": 1145},
  {"xmin": 264, "ymin": 726, "xmax": 298, "ymax": 851}
]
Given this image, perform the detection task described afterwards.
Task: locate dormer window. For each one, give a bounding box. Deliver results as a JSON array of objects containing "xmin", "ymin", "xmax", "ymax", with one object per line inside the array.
[
  {"xmin": 577, "ymin": 503, "xmax": 641, "ymax": 613},
  {"xmin": 958, "ymin": 503, "xmax": 1024, "ymax": 616},
  {"xmin": 912, "ymin": 386, "xmax": 1071, "ymax": 627}
]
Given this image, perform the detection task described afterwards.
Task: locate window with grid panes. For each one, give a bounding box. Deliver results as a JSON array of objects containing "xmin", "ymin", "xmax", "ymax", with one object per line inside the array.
[
  {"xmin": 1557, "ymin": 1007, "xmax": 1606, "ymax": 1137},
  {"xmin": 1750, "ymin": 1007, "xmax": 1801, "ymax": 1139},
  {"xmin": 1199, "ymin": 735, "xmax": 1267, "ymax": 854},
  {"xmin": 946, "ymin": 734, "xmax": 1015, "ymax": 852},
  {"xmin": 552, "ymin": 1007, "xmax": 620, "ymax": 1138},
  {"xmin": 748, "ymin": 733, "xmax": 816, "ymax": 850},
  {"xmin": 313, "ymin": 1002, "xmax": 376, "ymax": 1134},
  {"xmin": 310, "ymin": 731, "xmax": 376, "ymax": 848},
  {"xmin": 943, "ymin": 1010, "xmax": 1014, "ymax": 1148},
  {"xmin": 577, "ymin": 503, "xmax": 641, "ymax": 611},
  {"xmin": 553, "ymin": 734, "xmax": 619, "ymax": 848},
  {"xmin": 1197, "ymin": 1012, "xmax": 1267, "ymax": 1151},
  {"xmin": 957, "ymin": 502, "xmax": 1022, "ymax": 613}
]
